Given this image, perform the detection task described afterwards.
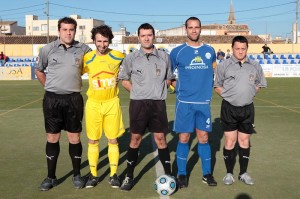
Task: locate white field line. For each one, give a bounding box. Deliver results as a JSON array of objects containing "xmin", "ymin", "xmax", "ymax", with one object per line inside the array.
[
  {"xmin": 151, "ymin": 134, "xmax": 170, "ymax": 199},
  {"xmin": 0, "ymin": 98, "xmax": 42, "ymax": 116}
]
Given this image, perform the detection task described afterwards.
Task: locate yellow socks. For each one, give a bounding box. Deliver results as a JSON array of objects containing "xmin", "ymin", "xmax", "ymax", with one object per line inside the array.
[
  {"xmin": 88, "ymin": 142, "xmax": 99, "ymax": 177},
  {"xmin": 108, "ymin": 143, "xmax": 119, "ymax": 177}
]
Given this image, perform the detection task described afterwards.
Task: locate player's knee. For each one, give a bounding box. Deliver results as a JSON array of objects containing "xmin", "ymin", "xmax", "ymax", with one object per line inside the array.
[
  {"xmin": 68, "ymin": 133, "xmax": 81, "ymax": 144},
  {"xmin": 46, "ymin": 133, "xmax": 60, "ymax": 143},
  {"xmin": 224, "ymin": 140, "xmax": 236, "ymax": 149},
  {"xmin": 238, "ymin": 139, "xmax": 250, "ymax": 148},
  {"xmin": 179, "ymin": 133, "xmax": 190, "ymax": 143},
  {"xmin": 108, "ymin": 139, "xmax": 118, "ymax": 145},
  {"xmin": 155, "ymin": 137, "xmax": 167, "ymax": 148},
  {"xmin": 154, "ymin": 133, "xmax": 167, "ymax": 145},
  {"xmin": 130, "ymin": 134, "xmax": 142, "ymax": 148},
  {"xmin": 88, "ymin": 139, "xmax": 99, "ymax": 144}
]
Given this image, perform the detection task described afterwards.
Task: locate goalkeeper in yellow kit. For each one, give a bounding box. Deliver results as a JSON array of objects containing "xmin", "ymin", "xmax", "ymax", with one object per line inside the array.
[{"xmin": 83, "ymin": 25, "xmax": 125, "ymax": 188}]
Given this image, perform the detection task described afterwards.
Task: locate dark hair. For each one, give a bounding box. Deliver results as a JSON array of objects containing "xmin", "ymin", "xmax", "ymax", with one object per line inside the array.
[
  {"xmin": 58, "ymin": 17, "xmax": 77, "ymax": 31},
  {"xmin": 185, "ymin": 17, "xmax": 201, "ymax": 28},
  {"xmin": 91, "ymin": 25, "xmax": 114, "ymax": 43},
  {"xmin": 232, "ymin": 36, "xmax": 248, "ymax": 48},
  {"xmin": 138, "ymin": 23, "xmax": 155, "ymax": 36}
]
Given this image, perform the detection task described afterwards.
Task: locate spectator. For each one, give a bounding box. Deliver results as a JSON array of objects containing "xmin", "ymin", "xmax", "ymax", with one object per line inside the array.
[
  {"xmin": 261, "ymin": 44, "xmax": 272, "ymax": 58},
  {"xmin": 0, "ymin": 51, "xmax": 8, "ymax": 64},
  {"xmin": 217, "ymin": 49, "xmax": 225, "ymax": 61},
  {"xmin": 225, "ymin": 49, "xmax": 231, "ymax": 59}
]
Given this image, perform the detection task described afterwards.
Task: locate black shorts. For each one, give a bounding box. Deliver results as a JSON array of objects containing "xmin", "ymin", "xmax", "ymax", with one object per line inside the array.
[
  {"xmin": 43, "ymin": 91, "xmax": 84, "ymax": 133},
  {"xmin": 221, "ymin": 100, "xmax": 255, "ymax": 134},
  {"xmin": 129, "ymin": 99, "xmax": 168, "ymax": 135}
]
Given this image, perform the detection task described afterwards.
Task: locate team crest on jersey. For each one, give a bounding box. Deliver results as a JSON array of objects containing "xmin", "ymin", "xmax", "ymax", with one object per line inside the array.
[
  {"xmin": 108, "ymin": 63, "xmax": 117, "ymax": 71},
  {"xmin": 249, "ymin": 74, "xmax": 255, "ymax": 81},
  {"xmin": 75, "ymin": 58, "xmax": 80, "ymax": 65},
  {"xmin": 205, "ymin": 52, "xmax": 212, "ymax": 59},
  {"xmin": 190, "ymin": 56, "xmax": 203, "ymax": 65}
]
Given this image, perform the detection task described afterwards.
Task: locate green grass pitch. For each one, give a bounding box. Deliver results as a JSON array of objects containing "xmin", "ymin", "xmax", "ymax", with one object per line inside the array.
[{"xmin": 0, "ymin": 78, "xmax": 299, "ymax": 199}]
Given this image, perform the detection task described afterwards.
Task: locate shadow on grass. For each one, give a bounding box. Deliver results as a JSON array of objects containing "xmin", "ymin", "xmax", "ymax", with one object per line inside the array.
[
  {"xmin": 235, "ymin": 193, "xmax": 252, "ymax": 199},
  {"xmin": 168, "ymin": 118, "xmax": 224, "ymax": 182},
  {"xmin": 209, "ymin": 117, "xmax": 224, "ymax": 174},
  {"xmin": 57, "ymin": 127, "xmax": 132, "ymax": 185},
  {"xmin": 57, "ymin": 118, "xmax": 224, "ymax": 187},
  {"xmin": 118, "ymin": 130, "xmax": 161, "ymax": 185},
  {"xmin": 79, "ymin": 127, "xmax": 167, "ymax": 185}
]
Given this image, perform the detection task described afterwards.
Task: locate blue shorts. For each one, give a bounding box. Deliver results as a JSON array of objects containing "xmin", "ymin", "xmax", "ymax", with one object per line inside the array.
[{"xmin": 173, "ymin": 101, "xmax": 212, "ymax": 133}]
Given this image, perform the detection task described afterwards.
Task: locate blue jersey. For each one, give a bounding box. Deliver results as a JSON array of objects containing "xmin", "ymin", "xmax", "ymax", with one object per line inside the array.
[{"xmin": 170, "ymin": 43, "xmax": 216, "ymax": 103}]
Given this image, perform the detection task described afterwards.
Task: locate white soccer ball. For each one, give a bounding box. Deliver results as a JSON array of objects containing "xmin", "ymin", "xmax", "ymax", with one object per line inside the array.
[{"xmin": 154, "ymin": 174, "xmax": 176, "ymax": 196}]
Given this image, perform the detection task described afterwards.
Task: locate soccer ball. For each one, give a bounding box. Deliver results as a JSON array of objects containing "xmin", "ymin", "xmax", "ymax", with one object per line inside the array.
[{"xmin": 154, "ymin": 175, "xmax": 176, "ymax": 196}]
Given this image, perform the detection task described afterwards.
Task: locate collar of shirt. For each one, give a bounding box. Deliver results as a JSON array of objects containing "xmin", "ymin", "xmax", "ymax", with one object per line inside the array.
[
  {"xmin": 54, "ymin": 39, "xmax": 80, "ymax": 49},
  {"xmin": 137, "ymin": 46, "xmax": 159, "ymax": 58},
  {"xmin": 229, "ymin": 55, "xmax": 251, "ymax": 66}
]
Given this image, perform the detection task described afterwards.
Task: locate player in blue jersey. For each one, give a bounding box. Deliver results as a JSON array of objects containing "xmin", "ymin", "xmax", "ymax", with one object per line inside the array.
[{"xmin": 170, "ymin": 17, "xmax": 217, "ymax": 188}]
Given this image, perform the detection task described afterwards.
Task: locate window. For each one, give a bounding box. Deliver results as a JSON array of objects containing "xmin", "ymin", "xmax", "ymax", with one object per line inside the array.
[
  {"xmin": 33, "ymin": 26, "xmax": 39, "ymax": 31},
  {"xmin": 50, "ymin": 26, "xmax": 56, "ymax": 31},
  {"xmin": 41, "ymin": 24, "xmax": 48, "ymax": 31},
  {"xmin": 79, "ymin": 35, "xmax": 86, "ymax": 43},
  {"xmin": 79, "ymin": 25, "xmax": 85, "ymax": 30}
]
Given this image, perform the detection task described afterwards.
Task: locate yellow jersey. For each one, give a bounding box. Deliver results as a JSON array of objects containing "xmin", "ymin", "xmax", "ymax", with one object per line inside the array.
[{"xmin": 83, "ymin": 49, "xmax": 124, "ymax": 101}]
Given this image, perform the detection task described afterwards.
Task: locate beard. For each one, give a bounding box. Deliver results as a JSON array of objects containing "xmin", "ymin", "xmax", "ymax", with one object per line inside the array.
[
  {"xmin": 187, "ymin": 34, "xmax": 200, "ymax": 42},
  {"xmin": 96, "ymin": 47, "xmax": 108, "ymax": 55}
]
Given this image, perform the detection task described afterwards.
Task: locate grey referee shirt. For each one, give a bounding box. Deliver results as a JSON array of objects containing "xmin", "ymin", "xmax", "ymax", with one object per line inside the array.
[
  {"xmin": 36, "ymin": 39, "xmax": 91, "ymax": 94},
  {"xmin": 214, "ymin": 55, "xmax": 267, "ymax": 107},
  {"xmin": 118, "ymin": 47, "xmax": 173, "ymax": 100}
]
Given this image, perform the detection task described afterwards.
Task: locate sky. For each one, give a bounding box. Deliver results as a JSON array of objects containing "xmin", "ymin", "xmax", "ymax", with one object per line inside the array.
[{"xmin": 0, "ymin": 0, "xmax": 297, "ymax": 38}]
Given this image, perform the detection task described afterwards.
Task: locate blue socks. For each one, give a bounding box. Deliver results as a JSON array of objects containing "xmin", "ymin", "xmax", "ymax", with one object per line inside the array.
[
  {"xmin": 176, "ymin": 142, "xmax": 189, "ymax": 175},
  {"xmin": 176, "ymin": 142, "xmax": 212, "ymax": 176},
  {"xmin": 198, "ymin": 142, "xmax": 212, "ymax": 176}
]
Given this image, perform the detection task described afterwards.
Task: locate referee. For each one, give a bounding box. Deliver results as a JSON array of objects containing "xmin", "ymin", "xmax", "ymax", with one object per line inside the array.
[
  {"xmin": 118, "ymin": 23, "xmax": 174, "ymax": 191},
  {"xmin": 214, "ymin": 36, "xmax": 267, "ymax": 186},
  {"xmin": 35, "ymin": 17, "xmax": 91, "ymax": 191}
]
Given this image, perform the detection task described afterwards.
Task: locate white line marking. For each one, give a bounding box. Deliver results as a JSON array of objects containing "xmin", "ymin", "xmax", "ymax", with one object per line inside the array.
[
  {"xmin": 0, "ymin": 98, "xmax": 42, "ymax": 116},
  {"xmin": 151, "ymin": 133, "xmax": 170, "ymax": 199}
]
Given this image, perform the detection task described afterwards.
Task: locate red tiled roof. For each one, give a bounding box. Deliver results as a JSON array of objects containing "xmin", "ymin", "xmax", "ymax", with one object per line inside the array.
[
  {"xmin": 0, "ymin": 35, "xmax": 58, "ymax": 44},
  {"xmin": 123, "ymin": 35, "xmax": 264, "ymax": 44},
  {"xmin": 0, "ymin": 21, "xmax": 17, "ymax": 25}
]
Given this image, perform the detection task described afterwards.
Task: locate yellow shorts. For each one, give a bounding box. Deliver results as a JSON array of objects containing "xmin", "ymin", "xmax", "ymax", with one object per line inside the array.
[{"xmin": 85, "ymin": 97, "xmax": 125, "ymax": 140}]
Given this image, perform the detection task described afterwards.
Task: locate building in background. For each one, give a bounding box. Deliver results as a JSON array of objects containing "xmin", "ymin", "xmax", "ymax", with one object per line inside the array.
[
  {"xmin": 0, "ymin": 21, "xmax": 25, "ymax": 35},
  {"xmin": 112, "ymin": 26, "xmax": 130, "ymax": 44},
  {"xmin": 157, "ymin": 0, "xmax": 250, "ymax": 37},
  {"xmin": 25, "ymin": 14, "xmax": 104, "ymax": 43},
  {"xmin": 258, "ymin": 34, "xmax": 273, "ymax": 43}
]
